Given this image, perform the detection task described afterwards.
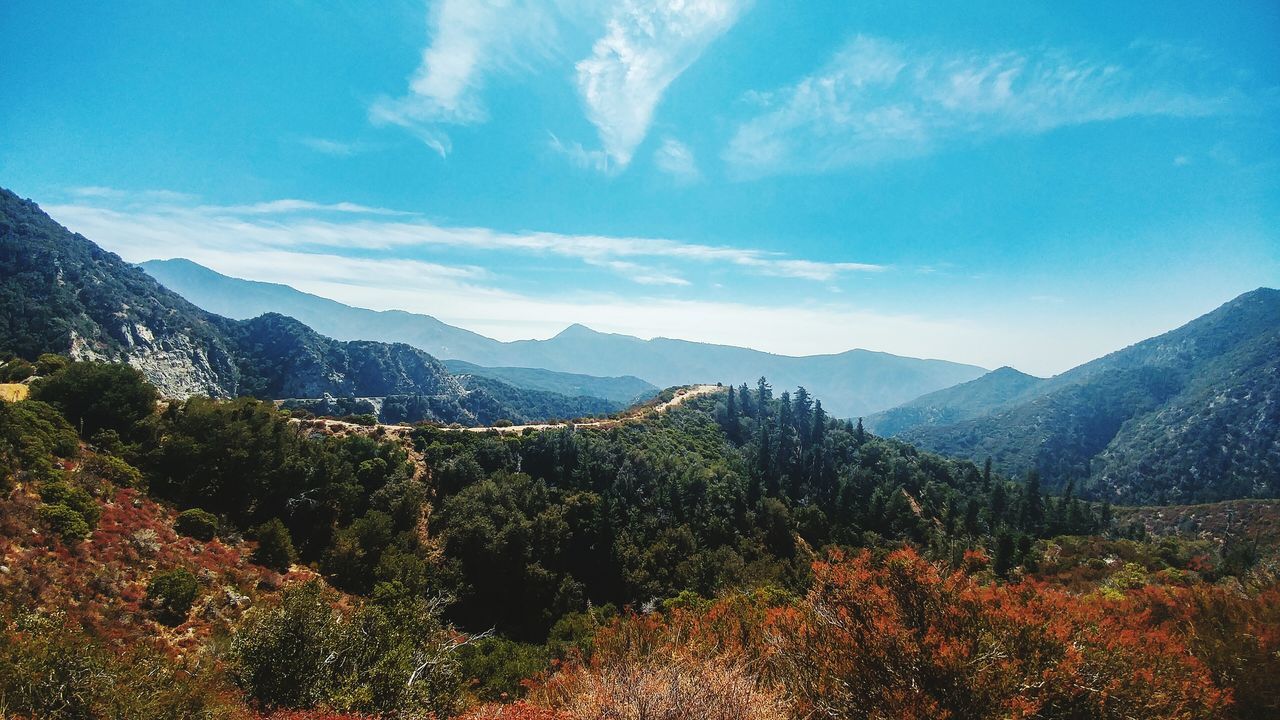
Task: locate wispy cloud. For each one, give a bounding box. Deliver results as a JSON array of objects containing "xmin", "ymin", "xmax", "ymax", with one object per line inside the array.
[
  {"xmin": 47, "ymin": 189, "xmax": 883, "ymax": 289},
  {"xmin": 726, "ymin": 36, "xmax": 1241, "ymax": 177},
  {"xmin": 654, "ymin": 136, "xmax": 700, "ymax": 182},
  {"xmin": 369, "ymin": 0, "xmax": 562, "ymax": 156},
  {"xmin": 574, "ymin": 0, "xmax": 747, "ymax": 170},
  {"xmin": 299, "ymin": 137, "xmax": 363, "ymax": 157}
]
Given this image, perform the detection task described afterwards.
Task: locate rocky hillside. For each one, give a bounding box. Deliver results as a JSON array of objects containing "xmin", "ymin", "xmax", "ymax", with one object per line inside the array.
[{"xmin": 0, "ymin": 188, "xmax": 612, "ymax": 425}]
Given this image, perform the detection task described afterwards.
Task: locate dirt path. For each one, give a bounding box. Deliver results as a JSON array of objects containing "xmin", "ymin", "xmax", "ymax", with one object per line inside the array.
[
  {"xmin": 294, "ymin": 384, "xmax": 725, "ymax": 436},
  {"xmin": 456, "ymin": 383, "xmax": 724, "ymax": 434}
]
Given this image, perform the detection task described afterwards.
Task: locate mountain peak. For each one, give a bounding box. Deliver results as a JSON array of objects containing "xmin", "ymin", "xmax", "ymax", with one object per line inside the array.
[{"xmin": 555, "ymin": 323, "xmax": 601, "ymax": 339}]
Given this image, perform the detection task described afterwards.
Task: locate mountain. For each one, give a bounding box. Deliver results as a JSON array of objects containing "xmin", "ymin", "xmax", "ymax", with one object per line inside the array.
[
  {"xmin": 0, "ymin": 188, "xmax": 612, "ymax": 425},
  {"xmin": 141, "ymin": 259, "xmax": 987, "ymax": 417},
  {"xmin": 881, "ymin": 289, "xmax": 1280, "ymax": 503},
  {"xmin": 865, "ymin": 366, "xmax": 1045, "ymax": 436}
]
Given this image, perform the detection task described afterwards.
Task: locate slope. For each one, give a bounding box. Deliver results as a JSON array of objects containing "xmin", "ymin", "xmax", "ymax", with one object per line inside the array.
[{"xmin": 893, "ymin": 288, "xmax": 1280, "ymax": 502}]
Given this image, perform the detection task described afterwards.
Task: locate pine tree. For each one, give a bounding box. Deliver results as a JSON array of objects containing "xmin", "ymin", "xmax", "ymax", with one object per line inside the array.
[
  {"xmin": 792, "ymin": 386, "xmax": 813, "ymax": 445},
  {"xmin": 990, "ymin": 483, "xmax": 1007, "ymax": 525},
  {"xmin": 738, "ymin": 383, "xmax": 753, "ymax": 418},
  {"xmin": 1021, "ymin": 470, "xmax": 1044, "ymax": 534},
  {"xmin": 994, "ymin": 528, "xmax": 1015, "ymax": 578},
  {"xmin": 854, "ymin": 417, "xmax": 866, "ymax": 445},
  {"xmin": 811, "ymin": 399, "xmax": 827, "ymax": 446},
  {"xmin": 756, "ymin": 376, "xmax": 773, "ymax": 411}
]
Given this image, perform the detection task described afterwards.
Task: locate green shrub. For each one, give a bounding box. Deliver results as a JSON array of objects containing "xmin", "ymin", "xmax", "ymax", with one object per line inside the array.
[
  {"xmin": 31, "ymin": 361, "xmax": 158, "ymax": 438},
  {"xmin": 37, "ymin": 504, "xmax": 91, "ymax": 543},
  {"xmin": 174, "ymin": 508, "xmax": 219, "ymax": 542},
  {"xmin": 33, "ymin": 353, "xmax": 70, "ymax": 376},
  {"xmin": 455, "ymin": 635, "xmax": 549, "ymax": 701},
  {"xmin": 0, "ymin": 400, "xmax": 79, "ymax": 483},
  {"xmin": 0, "ymin": 358, "xmax": 34, "ymax": 382},
  {"xmin": 252, "ymin": 518, "xmax": 297, "ymax": 572},
  {"xmin": 39, "ymin": 481, "xmax": 102, "ymax": 527},
  {"xmin": 80, "ymin": 453, "xmax": 143, "ymax": 488},
  {"xmin": 147, "ymin": 568, "xmax": 200, "ymax": 625}
]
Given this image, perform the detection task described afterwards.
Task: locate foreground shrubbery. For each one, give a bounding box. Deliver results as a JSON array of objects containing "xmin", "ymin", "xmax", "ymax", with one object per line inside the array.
[
  {"xmin": 2, "ymin": 359, "xmax": 1278, "ymax": 719},
  {"xmin": 497, "ymin": 548, "xmax": 1278, "ymax": 720}
]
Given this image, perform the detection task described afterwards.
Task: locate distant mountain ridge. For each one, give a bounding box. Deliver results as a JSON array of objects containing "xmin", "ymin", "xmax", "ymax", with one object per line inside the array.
[
  {"xmin": 0, "ymin": 188, "xmax": 618, "ymax": 425},
  {"xmin": 141, "ymin": 258, "xmax": 987, "ymax": 417},
  {"xmin": 870, "ymin": 288, "xmax": 1280, "ymax": 504}
]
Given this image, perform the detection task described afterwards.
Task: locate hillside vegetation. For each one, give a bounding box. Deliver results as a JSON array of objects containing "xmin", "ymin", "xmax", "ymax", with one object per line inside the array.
[
  {"xmin": 873, "ymin": 288, "xmax": 1280, "ymax": 504},
  {"xmin": 2, "ymin": 360, "xmax": 1277, "ymax": 718}
]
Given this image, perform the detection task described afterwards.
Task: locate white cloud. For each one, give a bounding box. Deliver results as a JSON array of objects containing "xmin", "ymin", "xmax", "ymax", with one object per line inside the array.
[
  {"xmin": 369, "ymin": 0, "xmax": 562, "ymax": 156},
  {"xmin": 575, "ymin": 0, "xmax": 747, "ymax": 169},
  {"xmin": 46, "ymin": 190, "xmax": 882, "ymax": 289},
  {"xmin": 726, "ymin": 36, "xmax": 1239, "ymax": 177},
  {"xmin": 653, "ymin": 136, "xmax": 699, "ymax": 182},
  {"xmin": 299, "ymin": 137, "xmax": 361, "ymax": 156}
]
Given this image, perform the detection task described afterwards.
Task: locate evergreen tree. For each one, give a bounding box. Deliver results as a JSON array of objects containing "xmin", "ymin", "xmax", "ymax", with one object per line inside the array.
[
  {"xmin": 854, "ymin": 417, "xmax": 866, "ymax": 445},
  {"xmin": 738, "ymin": 383, "xmax": 753, "ymax": 418},
  {"xmin": 756, "ymin": 377, "xmax": 773, "ymax": 411},
  {"xmin": 990, "ymin": 483, "xmax": 1007, "ymax": 525},
  {"xmin": 792, "ymin": 387, "xmax": 813, "ymax": 445},
  {"xmin": 1021, "ymin": 471, "xmax": 1044, "ymax": 533},
  {"xmin": 994, "ymin": 529, "xmax": 1015, "ymax": 578},
  {"xmin": 963, "ymin": 498, "xmax": 981, "ymax": 536},
  {"xmin": 811, "ymin": 400, "xmax": 827, "ymax": 447}
]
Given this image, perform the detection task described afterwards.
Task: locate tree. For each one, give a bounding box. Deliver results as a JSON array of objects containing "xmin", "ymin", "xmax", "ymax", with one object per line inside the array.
[
  {"xmin": 31, "ymin": 361, "xmax": 157, "ymax": 438},
  {"xmin": 993, "ymin": 529, "xmax": 1015, "ymax": 578},
  {"xmin": 755, "ymin": 377, "xmax": 772, "ymax": 411},
  {"xmin": 854, "ymin": 418, "xmax": 866, "ymax": 445},
  {"xmin": 1021, "ymin": 471, "xmax": 1044, "ymax": 533},
  {"xmin": 252, "ymin": 518, "xmax": 297, "ymax": 572}
]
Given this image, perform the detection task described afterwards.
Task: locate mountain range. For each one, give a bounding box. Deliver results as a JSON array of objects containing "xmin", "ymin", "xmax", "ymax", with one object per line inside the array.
[
  {"xmin": 0, "ymin": 188, "xmax": 621, "ymax": 425},
  {"xmin": 140, "ymin": 257, "xmax": 986, "ymax": 417},
  {"xmin": 867, "ymin": 289, "xmax": 1280, "ymax": 503}
]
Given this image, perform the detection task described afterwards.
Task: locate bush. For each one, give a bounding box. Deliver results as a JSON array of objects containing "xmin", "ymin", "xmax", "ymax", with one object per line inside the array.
[
  {"xmin": 175, "ymin": 508, "xmax": 220, "ymax": 542},
  {"xmin": 31, "ymin": 361, "xmax": 158, "ymax": 438},
  {"xmin": 80, "ymin": 452, "xmax": 143, "ymax": 488},
  {"xmin": 37, "ymin": 503, "xmax": 92, "ymax": 543},
  {"xmin": 0, "ymin": 399, "xmax": 79, "ymax": 483},
  {"xmin": 0, "ymin": 357, "xmax": 34, "ymax": 382},
  {"xmin": 252, "ymin": 518, "xmax": 297, "ymax": 572},
  {"xmin": 230, "ymin": 580, "xmax": 464, "ymax": 715},
  {"xmin": 147, "ymin": 568, "xmax": 200, "ymax": 625},
  {"xmin": 39, "ymin": 480, "xmax": 102, "ymax": 527},
  {"xmin": 34, "ymin": 353, "xmax": 69, "ymax": 376}
]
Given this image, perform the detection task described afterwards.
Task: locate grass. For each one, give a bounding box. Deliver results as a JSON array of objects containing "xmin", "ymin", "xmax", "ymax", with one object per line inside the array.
[{"xmin": 0, "ymin": 383, "xmax": 29, "ymax": 402}]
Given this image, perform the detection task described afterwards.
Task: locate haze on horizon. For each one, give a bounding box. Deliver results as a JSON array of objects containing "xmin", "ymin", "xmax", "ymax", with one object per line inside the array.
[{"xmin": 1, "ymin": 1, "xmax": 1277, "ymax": 376}]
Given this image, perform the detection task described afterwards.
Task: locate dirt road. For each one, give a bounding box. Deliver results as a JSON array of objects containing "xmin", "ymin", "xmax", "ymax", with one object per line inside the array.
[{"xmin": 295, "ymin": 384, "xmax": 725, "ymax": 436}]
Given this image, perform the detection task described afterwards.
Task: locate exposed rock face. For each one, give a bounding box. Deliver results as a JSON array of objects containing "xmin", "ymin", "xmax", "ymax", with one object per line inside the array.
[{"xmin": 0, "ymin": 188, "xmax": 461, "ymax": 405}]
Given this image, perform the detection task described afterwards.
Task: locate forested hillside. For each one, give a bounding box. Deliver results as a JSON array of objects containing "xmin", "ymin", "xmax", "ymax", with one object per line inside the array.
[
  {"xmin": 4, "ymin": 358, "xmax": 1276, "ymax": 718},
  {"xmin": 874, "ymin": 289, "xmax": 1280, "ymax": 503}
]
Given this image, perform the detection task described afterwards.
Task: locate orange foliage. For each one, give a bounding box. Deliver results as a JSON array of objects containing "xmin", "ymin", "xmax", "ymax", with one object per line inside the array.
[{"xmin": 494, "ymin": 548, "xmax": 1258, "ymax": 720}]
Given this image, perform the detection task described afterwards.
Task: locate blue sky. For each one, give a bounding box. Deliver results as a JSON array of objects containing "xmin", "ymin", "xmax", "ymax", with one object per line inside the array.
[{"xmin": 2, "ymin": 1, "xmax": 1278, "ymax": 374}]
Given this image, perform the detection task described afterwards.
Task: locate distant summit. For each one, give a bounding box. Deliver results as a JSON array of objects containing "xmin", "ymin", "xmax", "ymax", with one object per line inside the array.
[{"xmin": 142, "ymin": 258, "xmax": 987, "ymax": 417}]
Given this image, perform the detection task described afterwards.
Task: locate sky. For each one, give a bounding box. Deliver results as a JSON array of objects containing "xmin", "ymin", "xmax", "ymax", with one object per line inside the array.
[{"xmin": 1, "ymin": 1, "xmax": 1278, "ymax": 376}]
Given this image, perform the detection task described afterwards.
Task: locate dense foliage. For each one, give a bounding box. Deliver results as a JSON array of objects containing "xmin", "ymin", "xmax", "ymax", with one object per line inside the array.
[{"xmin": 1, "ymin": 359, "xmax": 1277, "ymax": 719}]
